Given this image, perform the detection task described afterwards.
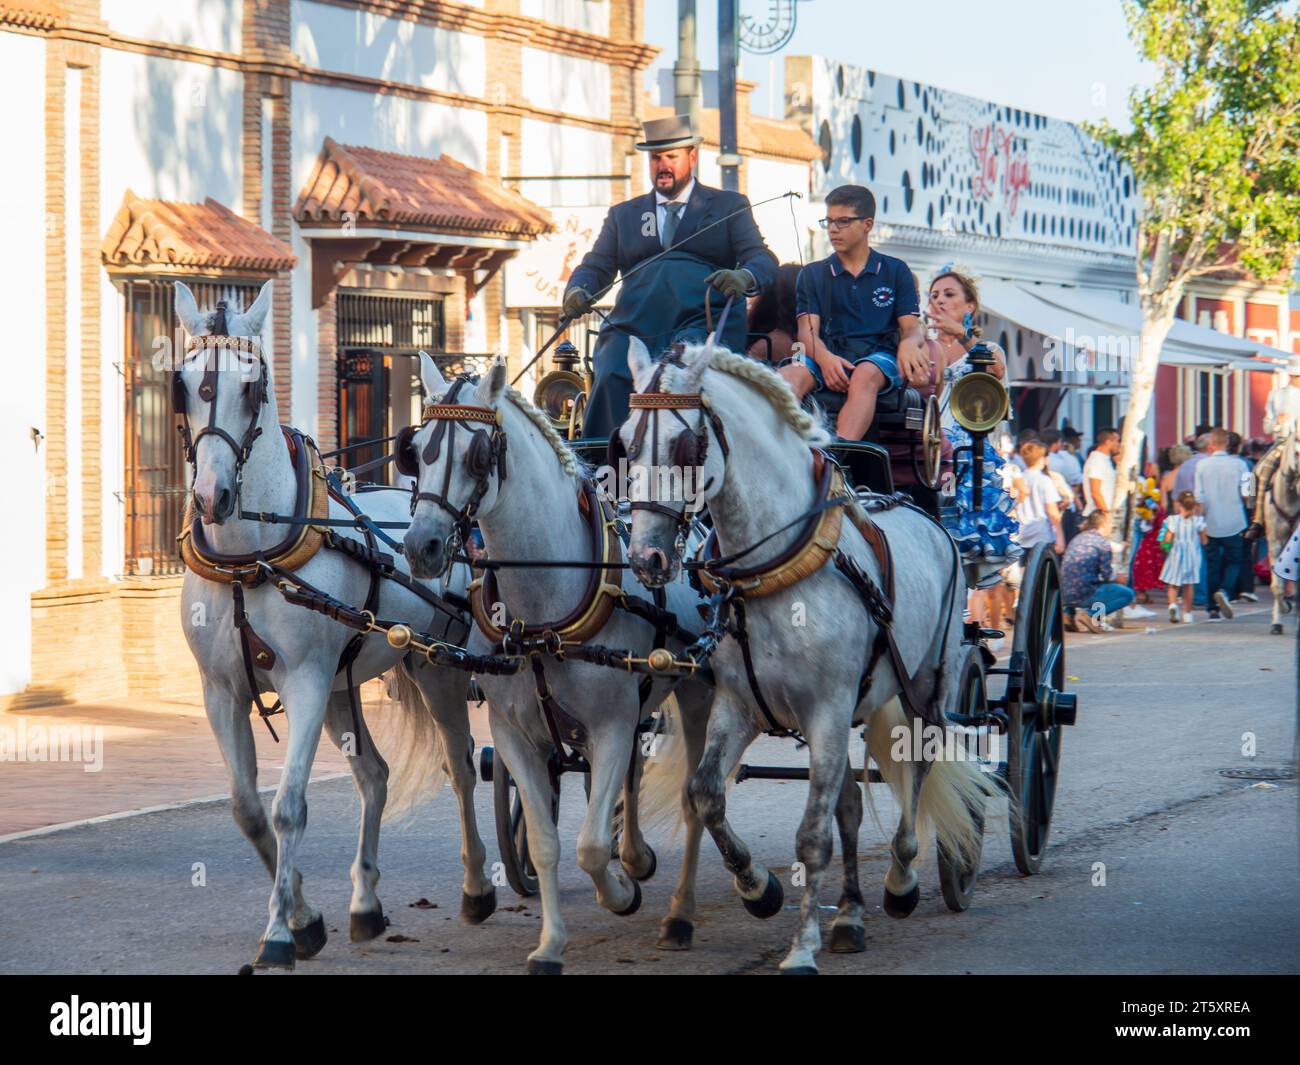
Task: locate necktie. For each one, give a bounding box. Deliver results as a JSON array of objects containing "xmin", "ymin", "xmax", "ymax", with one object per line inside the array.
[{"xmin": 661, "ymin": 202, "xmax": 683, "ymax": 248}]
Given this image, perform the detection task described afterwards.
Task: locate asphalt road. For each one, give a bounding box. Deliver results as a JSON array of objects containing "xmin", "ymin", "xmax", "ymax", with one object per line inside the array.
[{"xmin": 1, "ymin": 606, "xmax": 1296, "ymax": 975}]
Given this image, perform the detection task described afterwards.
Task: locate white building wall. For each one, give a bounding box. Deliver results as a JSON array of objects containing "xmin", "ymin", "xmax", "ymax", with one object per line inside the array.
[
  {"xmin": 744, "ymin": 155, "xmax": 812, "ymax": 265},
  {"xmin": 99, "ymin": 49, "xmax": 244, "ymax": 211},
  {"xmin": 518, "ymin": 119, "xmax": 613, "ymax": 208},
  {"xmin": 521, "ymin": 47, "xmax": 610, "ymax": 120},
  {"xmin": 520, "ymin": 0, "xmax": 609, "ymax": 35},
  {"xmin": 292, "ymin": 0, "xmax": 486, "ymax": 98},
  {"xmin": 0, "ymin": 31, "xmax": 46, "ymax": 694},
  {"xmin": 101, "ymin": 0, "xmax": 242, "ymax": 54}
]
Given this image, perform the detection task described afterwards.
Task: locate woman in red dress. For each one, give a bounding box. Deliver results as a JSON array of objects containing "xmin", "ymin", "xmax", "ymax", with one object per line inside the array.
[{"xmin": 1131, "ymin": 461, "xmax": 1166, "ymax": 601}]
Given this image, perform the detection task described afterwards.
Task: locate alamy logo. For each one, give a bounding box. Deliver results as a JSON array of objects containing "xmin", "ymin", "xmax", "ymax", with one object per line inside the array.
[{"xmin": 50, "ymin": 997, "xmax": 151, "ymax": 1045}]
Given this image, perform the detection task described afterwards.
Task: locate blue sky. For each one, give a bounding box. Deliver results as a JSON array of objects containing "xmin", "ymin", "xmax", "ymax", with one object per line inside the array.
[{"xmin": 642, "ymin": 0, "xmax": 1156, "ymax": 129}]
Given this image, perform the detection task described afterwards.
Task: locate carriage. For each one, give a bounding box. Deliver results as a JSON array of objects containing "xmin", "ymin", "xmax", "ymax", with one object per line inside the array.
[{"xmin": 479, "ymin": 311, "xmax": 1078, "ymax": 908}]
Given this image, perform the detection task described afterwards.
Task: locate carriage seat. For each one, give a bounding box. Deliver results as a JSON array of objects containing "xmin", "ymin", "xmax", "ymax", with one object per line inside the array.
[{"xmin": 813, "ymin": 385, "xmax": 925, "ymax": 439}]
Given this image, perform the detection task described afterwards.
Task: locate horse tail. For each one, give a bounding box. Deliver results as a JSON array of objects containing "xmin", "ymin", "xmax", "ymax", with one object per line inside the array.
[
  {"xmin": 865, "ymin": 695, "xmax": 1001, "ymax": 866},
  {"xmin": 376, "ymin": 659, "xmax": 449, "ymax": 824},
  {"xmin": 637, "ymin": 693, "xmax": 690, "ymax": 834}
]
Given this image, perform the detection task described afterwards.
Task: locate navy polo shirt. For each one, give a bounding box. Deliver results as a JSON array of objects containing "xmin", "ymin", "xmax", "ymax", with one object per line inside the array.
[{"xmin": 795, "ymin": 248, "xmax": 920, "ymax": 356}]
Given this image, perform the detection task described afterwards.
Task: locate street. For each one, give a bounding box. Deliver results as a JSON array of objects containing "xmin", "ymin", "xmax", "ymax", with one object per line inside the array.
[{"xmin": 0, "ymin": 603, "xmax": 1295, "ymax": 976}]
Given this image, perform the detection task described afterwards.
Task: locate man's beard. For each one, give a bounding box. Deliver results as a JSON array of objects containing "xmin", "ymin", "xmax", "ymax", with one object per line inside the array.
[{"xmin": 656, "ymin": 170, "xmax": 685, "ymax": 197}]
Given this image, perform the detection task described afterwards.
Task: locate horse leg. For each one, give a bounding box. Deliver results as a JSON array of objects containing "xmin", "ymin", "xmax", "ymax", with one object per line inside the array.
[
  {"xmin": 413, "ymin": 662, "xmax": 496, "ymax": 922},
  {"xmin": 491, "ymin": 718, "xmax": 567, "ymax": 974},
  {"xmin": 253, "ymin": 669, "xmax": 331, "ymax": 971},
  {"xmin": 323, "ymin": 689, "xmax": 389, "ymax": 943},
  {"xmin": 780, "ymin": 716, "xmax": 852, "ymax": 975},
  {"xmin": 576, "ymin": 721, "xmax": 641, "ymax": 916},
  {"xmin": 883, "ymin": 712, "xmax": 929, "ymax": 918},
  {"xmin": 657, "ymin": 685, "xmax": 710, "ymax": 951},
  {"xmin": 617, "ymin": 734, "xmax": 657, "ymax": 881},
  {"xmin": 202, "ymin": 679, "xmax": 325, "ymax": 962},
  {"xmin": 689, "ymin": 693, "xmax": 781, "ymax": 916},
  {"xmin": 828, "ymin": 753, "xmax": 866, "ymax": 954}
]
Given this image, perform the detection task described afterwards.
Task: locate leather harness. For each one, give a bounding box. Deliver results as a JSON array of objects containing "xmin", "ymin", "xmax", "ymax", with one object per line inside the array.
[
  {"xmin": 623, "ymin": 377, "xmax": 954, "ymax": 734},
  {"xmin": 174, "ymin": 327, "xmax": 466, "ymax": 748}
]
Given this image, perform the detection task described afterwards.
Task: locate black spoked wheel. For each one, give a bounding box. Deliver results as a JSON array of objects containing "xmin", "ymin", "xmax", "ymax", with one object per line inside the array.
[
  {"xmin": 1006, "ymin": 544, "xmax": 1069, "ymax": 875},
  {"xmin": 491, "ymin": 749, "xmax": 559, "ymax": 898},
  {"xmin": 938, "ymin": 646, "xmax": 988, "ymax": 912}
]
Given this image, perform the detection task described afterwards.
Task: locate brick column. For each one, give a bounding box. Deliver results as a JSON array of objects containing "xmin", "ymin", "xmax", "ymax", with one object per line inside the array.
[
  {"xmin": 317, "ymin": 289, "xmax": 338, "ymax": 453},
  {"xmin": 44, "ymin": 42, "xmax": 68, "ymax": 585}
]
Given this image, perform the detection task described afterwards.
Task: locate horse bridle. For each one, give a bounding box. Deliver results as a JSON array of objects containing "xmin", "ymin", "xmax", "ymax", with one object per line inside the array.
[
  {"xmin": 172, "ymin": 300, "xmax": 269, "ymax": 488},
  {"xmin": 610, "ymin": 351, "xmax": 730, "ymax": 542},
  {"xmin": 399, "ymin": 377, "xmax": 508, "ymax": 553}
]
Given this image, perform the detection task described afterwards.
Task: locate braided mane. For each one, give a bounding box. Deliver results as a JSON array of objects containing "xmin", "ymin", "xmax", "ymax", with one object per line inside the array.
[
  {"xmin": 668, "ymin": 343, "xmax": 830, "ymax": 445},
  {"xmin": 503, "ymin": 387, "xmax": 580, "ymax": 478}
]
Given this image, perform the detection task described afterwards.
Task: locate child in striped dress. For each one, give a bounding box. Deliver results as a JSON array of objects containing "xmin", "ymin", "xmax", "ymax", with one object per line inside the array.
[{"xmin": 1159, "ymin": 491, "xmax": 1207, "ymax": 623}]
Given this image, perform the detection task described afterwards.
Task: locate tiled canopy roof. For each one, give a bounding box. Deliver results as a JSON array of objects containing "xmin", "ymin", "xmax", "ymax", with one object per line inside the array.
[
  {"xmin": 102, "ymin": 192, "xmax": 296, "ymax": 274},
  {"xmin": 295, "ymin": 138, "xmax": 552, "ymax": 238}
]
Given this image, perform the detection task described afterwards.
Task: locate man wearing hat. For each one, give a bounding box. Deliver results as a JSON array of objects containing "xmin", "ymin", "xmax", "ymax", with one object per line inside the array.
[
  {"xmin": 1245, "ymin": 354, "xmax": 1300, "ymax": 539},
  {"xmin": 563, "ymin": 114, "xmax": 778, "ymax": 437}
]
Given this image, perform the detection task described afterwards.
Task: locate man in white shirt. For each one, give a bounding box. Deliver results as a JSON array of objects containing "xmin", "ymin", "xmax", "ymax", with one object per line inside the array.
[
  {"xmin": 1195, "ymin": 428, "xmax": 1250, "ymax": 619},
  {"xmin": 1015, "ymin": 441, "xmax": 1066, "ymax": 553},
  {"xmin": 1043, "ymin": 428, "xmax": 1082, "ymax": 540},
  {"xmin": 1081, "ymin": 428, "xmax": 1119, "ymax": 516},
  {"xmin": 1245, "ymin": 355, "xmax": 1300, "ymax": 539}
]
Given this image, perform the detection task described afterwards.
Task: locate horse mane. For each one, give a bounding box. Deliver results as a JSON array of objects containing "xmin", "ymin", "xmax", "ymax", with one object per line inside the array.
[
  {"xmin": 503, "ymin": 386, "xmax": 581, "ymax": 478},
  {"xmin": 670, "ymin": 343, "xmax": 831, "ymax": 445}
]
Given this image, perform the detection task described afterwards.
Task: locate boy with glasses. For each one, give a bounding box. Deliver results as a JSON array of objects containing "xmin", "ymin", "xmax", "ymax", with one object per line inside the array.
[{"xmin": 778, "ymin": 185, "xmax": 929, "ymax": 439}]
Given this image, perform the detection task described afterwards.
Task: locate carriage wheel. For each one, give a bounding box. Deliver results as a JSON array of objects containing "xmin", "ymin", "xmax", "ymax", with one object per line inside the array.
[
  {"xmin": 920, "ymin": 394, "xmax": 944, "ymax": 489},
  {"xmin": 1006, "ymin": 544, "xmax": 1070, "ymax": 875},
  {"xmin": 491, "ymin": 749, "xmax": 559, "ymax": 898},
  {"xmin": 937, "ymin": 646, "xmax": 988, "ymax": 912}
]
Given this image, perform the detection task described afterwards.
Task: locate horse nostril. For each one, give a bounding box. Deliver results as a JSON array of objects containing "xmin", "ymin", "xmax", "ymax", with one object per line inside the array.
[
  {"xmin": 425, "ymin": 537, "xmax": 443, "ymax": 560},
  {"xmin": 648, "ymin": 547, "xmax": 668, "ymax": 573},
  {"xmin": 216, "ymin": 488, "xmax": 232, "ymax": 517}
]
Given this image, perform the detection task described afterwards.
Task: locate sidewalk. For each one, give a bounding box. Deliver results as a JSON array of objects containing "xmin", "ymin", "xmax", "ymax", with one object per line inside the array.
[{"xmin": 0, "ymin": 681, "xmax": 491, "ymax": 839}]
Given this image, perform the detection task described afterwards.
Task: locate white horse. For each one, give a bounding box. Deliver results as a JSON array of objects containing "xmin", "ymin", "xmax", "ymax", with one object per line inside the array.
[
  {"xmin": 1264, "ymin": 429, "xmax": 1300, "ymax": 634},
  {"xmin": 173, "ymin": 280, "xmax": 495, "ymax": 970},
  {"xmin": 619, "ymin": 338, "xmax": 998, "ymax": 975},
  {"xmin": 402, "ymin": 355, "xmax": 718, "ymax": 974}
]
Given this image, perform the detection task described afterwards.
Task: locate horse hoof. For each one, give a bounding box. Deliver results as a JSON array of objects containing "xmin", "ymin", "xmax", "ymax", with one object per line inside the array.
[
  {"xmin": 613, "ymin": 878, "xmax": 642, "ymax": 917},
  {"xmin": 656, "ymin": 918, "xmax": 694, "ymax": 951},
  {"xmin": 526, "ymin": 958, "xmax": 563, "ymax": 975},
  {"xmin": 628, "ymin": 845, "xmax": 657, "ymax": 882},
  {"xmin": 237, "ymin": 964, "xmax": 254, "ymax": 976},
  {"xmin": 828, "ymin": 923, "xmax": 866, "ymax": 953},
  {"xmin": 291, "ymin": 915, "xmax": 328, "ymax": 960},
  {"xmin": 251, "ymin": 938, "xmax": 295, "ymax": 970},
  {"xmin": 742, "ymin": 871, "xmax": 785, "ymax": 919},
  {"xmin": 780, "ymin": 965, "xmax": 818, "ymax": 976},
  {"xmin": 460, "ymin": 889, "xmax": 497, "ymax": 925},
  {"xmin": 883, "ymin": 883, "xmax": 921, "ymax": 918},
  {"xmin": 349, "ymin": 907, "xmax": 388, "ymax": 943},
  {"xmin": 1271, "ymin": 623, "xmax": 1284, "ymax": 635}
]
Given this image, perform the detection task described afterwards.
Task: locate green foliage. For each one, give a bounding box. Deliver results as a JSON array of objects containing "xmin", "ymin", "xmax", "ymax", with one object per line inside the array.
[{"xmin": 1087, "ymin": 0, "xmax": 1300, "ymax": 285}]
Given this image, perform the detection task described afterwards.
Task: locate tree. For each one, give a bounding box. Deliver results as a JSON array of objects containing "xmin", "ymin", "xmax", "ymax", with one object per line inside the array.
[{"xmin": 1086, "ymin": 0, "xmax": 1300, "ymax": 522}]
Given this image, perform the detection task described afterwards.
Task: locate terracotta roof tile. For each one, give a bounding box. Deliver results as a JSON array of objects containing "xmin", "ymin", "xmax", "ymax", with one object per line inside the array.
[
  {"xmin": 102, "ymin": 192, "xmax": 296, "ymax": 274},
  {"xmin": 294, "ymin": 138, "xmax": 552, "ymax": 239}
]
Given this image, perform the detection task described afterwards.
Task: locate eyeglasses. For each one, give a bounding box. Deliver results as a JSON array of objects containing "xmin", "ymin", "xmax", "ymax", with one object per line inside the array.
[{"xmin": 818, "ymin": 216, "xmax": 867, "ymax": 231}]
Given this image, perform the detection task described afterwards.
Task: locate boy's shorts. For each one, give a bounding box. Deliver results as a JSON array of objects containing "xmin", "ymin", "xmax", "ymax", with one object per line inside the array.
[{"xmin": 797, "ymin": 349, "xmax": 901, "ymax": 394}]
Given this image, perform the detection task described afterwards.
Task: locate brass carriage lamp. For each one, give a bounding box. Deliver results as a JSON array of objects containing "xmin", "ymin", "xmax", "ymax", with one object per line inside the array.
[{"xmin": 948, "ymin": 342, "xmax": 1010, "ymax": 511}]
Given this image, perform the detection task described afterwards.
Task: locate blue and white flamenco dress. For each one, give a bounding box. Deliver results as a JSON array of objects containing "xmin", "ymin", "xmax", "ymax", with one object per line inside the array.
[{"xmin": 940, "ymin": 353, "xmax": 1022, "ymax": 587}]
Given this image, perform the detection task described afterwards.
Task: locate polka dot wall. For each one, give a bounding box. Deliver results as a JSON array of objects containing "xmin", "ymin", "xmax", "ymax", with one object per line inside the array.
[{"xmin": 810, "ymin": 59, "xmax": 1138, "ymax": 254}]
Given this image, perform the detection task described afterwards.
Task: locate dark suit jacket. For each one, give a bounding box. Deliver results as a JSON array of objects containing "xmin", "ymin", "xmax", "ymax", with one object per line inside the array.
[{"xmin": 567, "ymin": 183, "xmax": 778, "ymax": 300}]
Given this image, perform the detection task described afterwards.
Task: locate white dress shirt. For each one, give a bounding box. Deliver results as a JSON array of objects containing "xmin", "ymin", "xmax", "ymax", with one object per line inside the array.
[
  {"xmin": 1081, "ymin": 450, "xmax": 1116, "ymax": 515},
  {"xmin": 655, "ymin": 177, "xmax": 695, "ymax": 243}
]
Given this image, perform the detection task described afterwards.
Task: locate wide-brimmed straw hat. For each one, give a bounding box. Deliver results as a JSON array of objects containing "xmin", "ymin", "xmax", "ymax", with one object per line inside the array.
[{"xmin": 635, "ymin": 114, "xmax": 703, "ymax": 151}]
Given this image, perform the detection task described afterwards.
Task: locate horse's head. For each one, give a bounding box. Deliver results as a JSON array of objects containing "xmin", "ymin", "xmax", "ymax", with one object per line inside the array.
[
  {"xmin": 172, "ymin": 280, "xmax": 273, "ymax": 524},
  {"xmin": 619, "ymin": 336, "xmax": 727, "ymax": 587},
  {"xmin": 403, "ymin": 354, "xmax": 509, "ymax": 578}
]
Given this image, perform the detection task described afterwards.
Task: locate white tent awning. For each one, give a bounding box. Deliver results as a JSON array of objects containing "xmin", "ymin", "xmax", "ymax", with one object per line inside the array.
[{"xmin": 979, "ymin": 280, "xmax": 1289, "ymax": 371}]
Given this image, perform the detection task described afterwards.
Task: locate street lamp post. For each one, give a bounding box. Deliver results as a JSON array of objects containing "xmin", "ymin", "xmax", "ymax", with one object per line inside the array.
[{"xmin": 718, "ymin": 0, "xmax": 740, "ymax": 192}]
